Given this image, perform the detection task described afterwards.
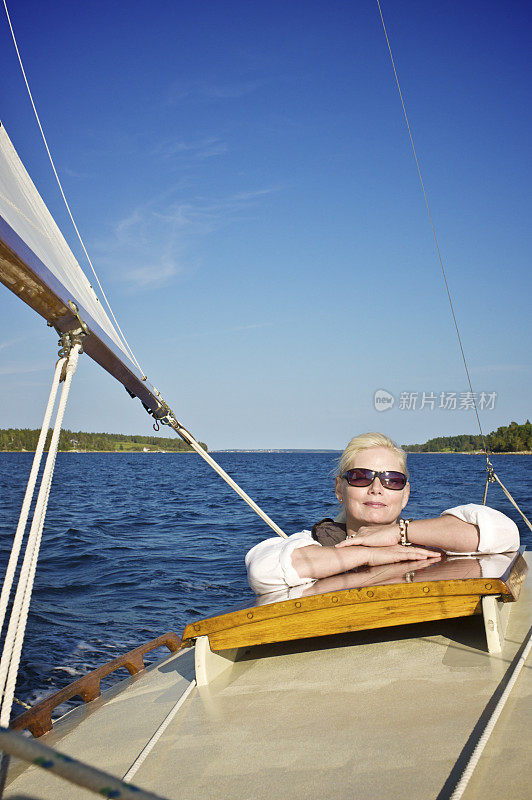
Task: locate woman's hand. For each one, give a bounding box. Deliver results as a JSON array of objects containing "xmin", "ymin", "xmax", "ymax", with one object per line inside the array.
[
  {"xmin": 335, "ymin": 523, "xmax": 401, "ymax": 548},
  {"xmin": 362, "ymin": 544, "xmax": 441, "ymax": 567}
]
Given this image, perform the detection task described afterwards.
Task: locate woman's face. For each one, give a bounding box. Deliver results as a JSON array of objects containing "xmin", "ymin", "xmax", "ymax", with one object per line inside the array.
[{"xmin": 335, "ymin": 446, "xmax": 410, "ymax": 530}]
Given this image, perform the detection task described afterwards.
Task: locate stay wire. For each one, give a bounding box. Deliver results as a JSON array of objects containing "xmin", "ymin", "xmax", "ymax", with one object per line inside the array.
[
  {"xmin": 3, "ymin": 2, "xmax": 290, "ymax": 539},
  {"xmin": 2, "ymin": 0, "xmax": 146, "ymax": 380},
  {"xmin": 375, "ymin": 1, "xmax": 489, "ymax": 458}
]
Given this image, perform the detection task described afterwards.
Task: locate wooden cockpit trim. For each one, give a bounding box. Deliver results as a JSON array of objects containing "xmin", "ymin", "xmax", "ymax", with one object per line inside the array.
[
  {"xmin": 182, "ymin": 552, "xmax": 527, "ymax": 651},
  {"xmin": 11, "ymin": 632, "xmax": 181, "ymax": 738}
]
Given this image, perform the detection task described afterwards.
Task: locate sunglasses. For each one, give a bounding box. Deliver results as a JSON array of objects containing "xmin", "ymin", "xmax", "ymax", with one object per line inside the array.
[{"xmin": 341, "ymin": 468, "xmax": 407, "ymax": 491}]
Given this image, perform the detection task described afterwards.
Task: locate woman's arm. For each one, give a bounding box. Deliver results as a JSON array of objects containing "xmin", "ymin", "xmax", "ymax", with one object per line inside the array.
[
  {"xmin": 335, "ymin": 516, "xmax": 478, "ymax": 552},
  {"xmin": 291, "ymin": 542, "xmax": 441, "ymax": 580},
  {"xmin": 408, "ymin": 515, "xmax": 480, "ymax": 550},
  {"xmin": 336, "ymin": 505, "xmax": 520, "ymax": 554}
]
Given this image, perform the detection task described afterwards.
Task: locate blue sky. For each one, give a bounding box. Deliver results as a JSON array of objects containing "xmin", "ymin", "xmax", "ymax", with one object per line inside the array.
[{"xmin": 1, "ymin": 0, "xmax": 530, "ymax": 449}]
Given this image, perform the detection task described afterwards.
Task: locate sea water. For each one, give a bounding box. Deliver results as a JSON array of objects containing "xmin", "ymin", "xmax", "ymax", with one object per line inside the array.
[{"xmin": 0, "ymin": 451, "xmax": 530, "ymax": 707}]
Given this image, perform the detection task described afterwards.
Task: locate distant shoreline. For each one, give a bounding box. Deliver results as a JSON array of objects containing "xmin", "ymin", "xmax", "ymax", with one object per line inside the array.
[
  {"xmin": 405, "ymin": 451, "xmax": 532, "ymax": 455},
  {"xmin": 1, "ymin": 449, "xmax": 530, "ymax": 455},
  {"xmin": 0, "ymin": 449, "xmax": 197, "ymax": 454}
]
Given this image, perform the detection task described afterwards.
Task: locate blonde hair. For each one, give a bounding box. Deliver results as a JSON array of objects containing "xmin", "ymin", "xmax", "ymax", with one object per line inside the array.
[{"xmin": 336, "ymin": 432, "xmax": 408, "ymax": 477}]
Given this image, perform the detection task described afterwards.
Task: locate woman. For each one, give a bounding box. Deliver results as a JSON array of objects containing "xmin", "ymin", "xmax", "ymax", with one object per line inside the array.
[{"xmin": 246, "ymin": 432, "xmax": 519, "ymax": 595}]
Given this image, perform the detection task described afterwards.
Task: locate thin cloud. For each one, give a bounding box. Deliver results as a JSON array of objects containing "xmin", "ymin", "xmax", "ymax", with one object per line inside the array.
[
  {"xmin": 95, "ymin": 185, "xmax": 280, "ymax": 291},
  {"xmin": 63, "ymin": 166, "xmax": 89, "ymax": 179},
  {"xmin": 232, "ymin": 323, "xmax": 273, "ymax": 332},
  {"xmin": 152, "ymin": 137, "xmax": 228, "ymax": 161},
  {"xmin": 0, "ymin": 363, "xmax": 49, "ymax": 376},
  {"xmin": 174, "ymin": 322, "xmax": 273, "ymax": 341},
  {"xmin": 168, "ymin": 78, "xmax": 266, "ymax": 104},
  {"xmin": 202, "ymin": 80, "xmax": 266, "ymax": 99},
  {"xmin": 126, "ymin": 262, "xmax": 179, "ymax": 289},
  {"xmin": 0, "ymin": 336, "xmax": 28, "ymax": 353}
]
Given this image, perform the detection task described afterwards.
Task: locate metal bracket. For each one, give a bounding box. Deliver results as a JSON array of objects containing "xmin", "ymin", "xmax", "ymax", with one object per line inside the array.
[
  {"xmin": 482, "ymin": 595, "xmax": 512, "ymax": 653},
  {"xmin": 56, "ymin": 301, "xmax": 89, "ymax": 359},
  {"xmin": 485, "ymin": 460, "xmax": 497, "ymax": 484}
]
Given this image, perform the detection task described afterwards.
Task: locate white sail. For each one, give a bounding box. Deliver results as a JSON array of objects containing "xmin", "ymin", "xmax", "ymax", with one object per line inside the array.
[{"xmin": 0, "ymin": 123, "xmax": 136, "ymax": 370}]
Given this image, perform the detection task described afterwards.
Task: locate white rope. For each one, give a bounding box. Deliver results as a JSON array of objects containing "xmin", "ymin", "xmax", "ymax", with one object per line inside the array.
[
  {"xmin": 2, "ymin": 0, "xmax": 146, "ymax": 380},
  {"xmin": 3, "ymin": 0, "xmax": 291, "ymax": 537},
  {"xmin": 0, "ymin": 345, "xmax": 81, "ymax": 729},
  {"xmin": 0, "ymin": 727, "xmax": 170, "ymax": 800},
  {"xmin": 123, "ymin": 680, "xmax": 196, "ymax": 782},
  {"xmin": 482, "ymin": 466, "xmax": 532, "ymax": 530},
  {"xmin": 171, "ymin": 422, "xmax": 288, "ymax": 538},
  {"xmin": 492, "ymin": 473, "xmax": 532, "ymax": 532},
  {"xmin": 449, "ymin": 625, "xmax": 532, "ymax": 800},
  {"xmin": 0, "ymin": 356, "xmax": 65, "ymax": 639}
]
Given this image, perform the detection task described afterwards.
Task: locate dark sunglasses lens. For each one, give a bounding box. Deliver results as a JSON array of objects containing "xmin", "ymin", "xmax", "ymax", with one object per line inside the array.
[
  {"xmin": 345, "ymin": 468, "xmax": 373, "ymax": 486},
  {"xmin": 381, "ymin": 471, "xmax": 407, "ymax": 490}
]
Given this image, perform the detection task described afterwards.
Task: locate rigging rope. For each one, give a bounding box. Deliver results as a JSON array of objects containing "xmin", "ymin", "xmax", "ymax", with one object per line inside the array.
[
  {"xmin": 2, "ymin": 0, "xmax": 288, "ymax": 539},
  {"xmin": 167, "ymin": 418, "xmax": 288, "ymax": 538},
  {"xmin": 0, "ymin": 357, "xmax": 64, "ymax": 642},
  {"xmin": 0, "ymin": 726, "xmax": 170, "ymax": 800},
  {"xmin": 0, "ymin": 344, "xmax": 81, "ymax": 733},
  {"xmin": 375, "ymin": 0, "xmax": 488, "ymax": 454},
  {"xmin": 448, "ymin": 624, "xmax": 532, "ymax": 799},
  {"xmin": 122, "ymin": 680, "xmax": 196, "ymax": 782},
  {"xmin": 376, "ymin": 1, "xmax": 531, "ymax": 529},
  {"xmin": 2, "ymin": 0, "xmax": 146, "ymax": 380},
  {"xmin": 482, "ymin": 466, "xmax": 532, "ymax": 531}
]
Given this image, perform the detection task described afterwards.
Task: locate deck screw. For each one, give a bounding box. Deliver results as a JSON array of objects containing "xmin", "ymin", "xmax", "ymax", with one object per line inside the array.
[
  {"xmin": 423, "ymin": 586, "xmax": 430, "ymax": 593},
  {"xmin": 194, "ymin": 625, "xmax": 200, "ymax": 632},
  {"xmin": 295, "ymin": 602, "xmax": 301, "ymax": 608},
  {"xmin": 247, "ymin": 612, "xmax": 253, "ymax": 619},
  {"xmin": 367, "ymin": 591, "xmax": 374, "ymax": 598},
  {"xmin": 332, "ymin": 596, "xmax": 338, "ymax": 603},
  {"xmin": 485, "ymin": 583, "xmax": 492, "ymax": 590}
]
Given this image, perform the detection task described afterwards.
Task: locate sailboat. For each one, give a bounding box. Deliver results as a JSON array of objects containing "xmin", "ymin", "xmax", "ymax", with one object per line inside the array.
[{"xmin": 0, "ymin": 3, "xmax": 531, "ymax": 799}]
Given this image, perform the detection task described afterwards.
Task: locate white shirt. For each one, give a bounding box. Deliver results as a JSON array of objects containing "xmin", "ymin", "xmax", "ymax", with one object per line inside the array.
[{"xmin": 245, "ymin": 504, "xmax": 520, "ymax": 595}]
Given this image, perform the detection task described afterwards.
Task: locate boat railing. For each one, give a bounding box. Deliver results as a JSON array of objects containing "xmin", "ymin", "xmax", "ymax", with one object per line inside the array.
[{"xmin": 10, "ymin": 631, "xmax": 181, "ymax": 737}]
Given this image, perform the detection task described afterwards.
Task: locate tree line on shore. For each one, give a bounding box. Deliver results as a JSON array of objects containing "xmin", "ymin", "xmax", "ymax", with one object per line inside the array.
[
  {"xmin": 0, "ymin": 428, "xmax": 207, "ymax": 453},
  {"xmin": 1, "ymin": 420, "xmax": 530, "ymax": 454},
  {"xmin": 403, "ymin": 420, "xmax": 532, "ymax": 453}
]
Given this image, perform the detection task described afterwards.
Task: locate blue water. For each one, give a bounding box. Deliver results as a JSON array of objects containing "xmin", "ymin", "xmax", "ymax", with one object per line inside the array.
[{"xmin": 0, "ymin": 451, "xmax": 530, "ymax": 708}]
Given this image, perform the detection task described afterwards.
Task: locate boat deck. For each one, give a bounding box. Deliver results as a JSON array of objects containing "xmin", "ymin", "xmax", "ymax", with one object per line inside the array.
[{"xmin": 5, "ymin": 553, "xmax": 532, "ymax": 800}]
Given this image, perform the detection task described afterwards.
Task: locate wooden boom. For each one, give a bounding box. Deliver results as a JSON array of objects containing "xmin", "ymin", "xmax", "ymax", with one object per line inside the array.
[{"xmin": 0, "ymin": 219, "xmax": 166, "ymax": 417}]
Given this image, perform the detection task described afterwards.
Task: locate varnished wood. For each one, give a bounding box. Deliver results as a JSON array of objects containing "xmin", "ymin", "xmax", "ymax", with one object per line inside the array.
[
  {"xmin": 11, "ymin": 632, "xmax": 181, "ymax": 737},
  {"xmin": 0, "ymin": 221, "xmax": 164, "ymax": 417},
  {"xmin": 207, "ymin": 595, "xmax": 482, "ymax": 650},
  {"xmin": 182, "ymin": 552, "xmax": 527, "ymax": 651},
  {"xmin": 502, "ymin": 552, "xmax": 528, "ymax": 599}
]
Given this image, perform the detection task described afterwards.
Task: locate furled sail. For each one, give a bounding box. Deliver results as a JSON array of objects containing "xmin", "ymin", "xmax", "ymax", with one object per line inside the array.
[{"xmin": 0, "ymin": 122, "xmax": 163, "ymax": 415}]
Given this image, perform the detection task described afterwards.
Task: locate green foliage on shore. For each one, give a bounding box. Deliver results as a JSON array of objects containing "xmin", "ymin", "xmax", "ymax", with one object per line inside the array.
[
  {"xmin": 404, "ymin": 420, "xmax": 532, "ymax": 453},
  {"xmin": 0, "ymin": 428, "xmax": 207, "ymax": 453}
]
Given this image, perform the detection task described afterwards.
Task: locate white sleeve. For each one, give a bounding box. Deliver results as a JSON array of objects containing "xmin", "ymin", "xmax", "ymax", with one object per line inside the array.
[
  {"xmin": 440, "ymin": 503, "xmax": 520, "ymax": 554},
  {"xmin": 245, "ymin": 531, "xmax": 318, "ymax": 594},
  {"xmin": 478, "ymin": 554, "xmax": 514, "ymax": 577}
]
